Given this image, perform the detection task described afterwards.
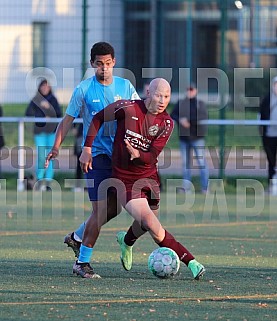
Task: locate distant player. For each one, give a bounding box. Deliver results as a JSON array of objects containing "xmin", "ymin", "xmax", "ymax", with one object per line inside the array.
[{"xmin": 75, "ymin": 78, "xmax": 206, "ymax": 280}]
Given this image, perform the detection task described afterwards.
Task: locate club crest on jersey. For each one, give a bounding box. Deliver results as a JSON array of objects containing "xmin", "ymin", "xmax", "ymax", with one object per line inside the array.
[
  {"xmin": 114, "ymin": 95, "xmax": 122, "ymax": 101},
  {"xmin": 148, "ymin": 125, "xmax": 159, "ymax": 136}
]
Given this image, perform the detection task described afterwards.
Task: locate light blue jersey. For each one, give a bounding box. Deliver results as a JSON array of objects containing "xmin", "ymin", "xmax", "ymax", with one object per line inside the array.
[{"xmin": 66, "ymin": 76, "xmax": 140, "ymax": 157}]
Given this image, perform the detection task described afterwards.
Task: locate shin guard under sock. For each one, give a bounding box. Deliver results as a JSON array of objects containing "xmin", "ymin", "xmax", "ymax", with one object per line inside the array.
[{"xmin": 158, "ymin": 230, "xmax": 194, "ymax": 265}]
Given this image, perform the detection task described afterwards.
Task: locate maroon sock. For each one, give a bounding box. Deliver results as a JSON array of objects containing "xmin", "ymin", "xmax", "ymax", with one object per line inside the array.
[
  {"xmin": 124, "ymin": 226, "xmax": 138, "ymax": 246},
  {"xmin": 158, "ymin": 230, "xmax": 194, "ymax": 266}
]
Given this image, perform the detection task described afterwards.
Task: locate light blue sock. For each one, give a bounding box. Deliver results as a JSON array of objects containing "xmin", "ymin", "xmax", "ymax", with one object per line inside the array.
[
  {"xmin": 74, "ymin": 221, "xmax": 86, "ymax": 242},
  {"xmin": 78, "ymin": 244, "xmax": 93, "ymax": 263}
]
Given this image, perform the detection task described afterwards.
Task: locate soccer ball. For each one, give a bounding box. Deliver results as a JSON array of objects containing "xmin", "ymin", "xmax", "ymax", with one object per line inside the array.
[{"xmin": 148, "ymin": 247, "xmax": 180, "ymax": 279}]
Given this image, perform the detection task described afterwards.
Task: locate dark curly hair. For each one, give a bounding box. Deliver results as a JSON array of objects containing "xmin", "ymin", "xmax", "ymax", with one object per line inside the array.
[{"xmin": 90, "ymin": 42, "xmax": 115, "ymax": 62}]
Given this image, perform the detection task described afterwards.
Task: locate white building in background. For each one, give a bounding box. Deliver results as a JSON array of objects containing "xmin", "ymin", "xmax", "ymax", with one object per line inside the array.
[
  {"xmin": 1, "ymin": 0, "xmax": 277, "ymax": 105},
  {"xmin": 0, "ymin": 0, "xmax": 124, "ymax": 104}
]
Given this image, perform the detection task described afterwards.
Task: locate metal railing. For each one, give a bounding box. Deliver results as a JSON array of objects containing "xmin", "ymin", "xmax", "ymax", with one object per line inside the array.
[
  {"xmin": 0, "ymin": 117, "xmax": 82, "ymax": 191},
  {"xmin": 0, "ymin": 117, "xmax": 274, "ymax": 191}
]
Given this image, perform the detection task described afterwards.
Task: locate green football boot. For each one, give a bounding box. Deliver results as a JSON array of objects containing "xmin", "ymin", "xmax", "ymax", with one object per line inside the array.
[
  {"xmin": 188, "ymin": 259, "xmax": 206, "ymax": 280},
  {"xmin": 116, "ymin": 231, "xmax": 133, "ymax": 271}
]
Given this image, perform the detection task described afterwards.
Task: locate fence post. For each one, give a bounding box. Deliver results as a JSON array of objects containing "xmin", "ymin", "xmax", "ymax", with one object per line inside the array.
[
  {"xmin": 219, "ymin": 0, "xmax": 228, "ymax": 179},
  {"xmin": 82, "ymin": 0, "xmax": 88, "ymax": 77},
  {"xmin": 17, "ymin": 118, "xmax": 25, "ymax": 191}
]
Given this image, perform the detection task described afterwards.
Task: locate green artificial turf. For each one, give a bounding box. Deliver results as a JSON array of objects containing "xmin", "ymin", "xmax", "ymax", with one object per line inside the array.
[{"xmin": 0, "ymin": 191, "xmax": 276, "ymax": 321}]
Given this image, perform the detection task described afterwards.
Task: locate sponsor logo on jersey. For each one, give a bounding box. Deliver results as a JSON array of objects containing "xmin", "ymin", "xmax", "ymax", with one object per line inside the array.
[
  {"xmin": 125, "ymin": 129, "xmax": 151, "ymax": 151},
  {"xmin": 148, "ymin": 125, "xmax": 159, "ymax": 136},
  {"xmin": 92, "ymin": 99, "xmax": 100, "ymax": 103}
]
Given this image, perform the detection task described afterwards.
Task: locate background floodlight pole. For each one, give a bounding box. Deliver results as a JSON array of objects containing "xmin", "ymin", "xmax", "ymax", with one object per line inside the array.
[
  {"xmin": 186, "ymin": 0, "xmax": 193, "ymax": 71},
  {"xmin": 82, "ymin": 0, "xmax": 88, "ymax": 77},
  {"xmin": 219, "ymin": 0, "xmax": 228, "ymax": 179},
  {"xmin": 150, "ymin": 0, "xmax": 157, "ymax": 69}
]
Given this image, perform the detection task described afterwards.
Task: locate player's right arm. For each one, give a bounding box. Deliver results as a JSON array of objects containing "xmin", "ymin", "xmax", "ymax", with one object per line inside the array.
[
  {"xmin": 84, "ymin": 100, "xmax": 128, "ymax": 148},
  {"xmin": 45, "ymin": 114, "xmax": 75, "ymax": 167},
  {"xmin": 79, "ymin": 100, "xmax": 128, "ymax": 173}
]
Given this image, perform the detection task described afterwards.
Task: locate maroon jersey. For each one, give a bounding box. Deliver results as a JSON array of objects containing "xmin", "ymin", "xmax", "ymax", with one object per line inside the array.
[{"xmin": 85, "ymin": 99, "xmax": 174, "ymax": 180}]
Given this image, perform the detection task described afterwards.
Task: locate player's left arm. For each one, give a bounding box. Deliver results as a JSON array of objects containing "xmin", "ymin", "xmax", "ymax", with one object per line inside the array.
[{"xmin": 125, "ymin": 139, "xmax": 140, "ymax": 160}]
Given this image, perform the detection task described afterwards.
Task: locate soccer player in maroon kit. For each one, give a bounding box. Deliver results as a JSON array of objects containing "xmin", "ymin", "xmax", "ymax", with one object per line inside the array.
[{"xmin": 75, "ymin": 78, "xmax": 205, "ymax": 280}]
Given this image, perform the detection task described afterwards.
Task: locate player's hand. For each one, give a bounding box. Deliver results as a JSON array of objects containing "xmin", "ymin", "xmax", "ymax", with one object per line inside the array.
[
  {"xmin": 45, "ymin": 148, "xmax": 59, "ymax": 168},
  {"xmin": 79, "ymin": 146, "xmax": 92, "ymax": 173},
  {"xmin": 124, "ymin": 139, "xmax": 140, "ymax": 161}
]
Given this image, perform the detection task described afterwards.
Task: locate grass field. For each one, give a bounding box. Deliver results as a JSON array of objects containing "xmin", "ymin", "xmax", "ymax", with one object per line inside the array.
[{"xmin": 0, "ymin": 190, "xmax": 276, "ymax": 321}]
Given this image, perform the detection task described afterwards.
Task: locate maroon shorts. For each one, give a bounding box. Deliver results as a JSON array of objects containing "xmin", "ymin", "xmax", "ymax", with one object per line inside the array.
[{"xmin": 115, "ymin": 174, "xmax": 161, "ymax": 210}]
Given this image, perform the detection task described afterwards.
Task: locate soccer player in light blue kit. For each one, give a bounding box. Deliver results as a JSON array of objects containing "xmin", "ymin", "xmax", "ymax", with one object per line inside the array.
[{"xmin": 46, "ymin": 42, "xmax": 140, "ymax": 257}]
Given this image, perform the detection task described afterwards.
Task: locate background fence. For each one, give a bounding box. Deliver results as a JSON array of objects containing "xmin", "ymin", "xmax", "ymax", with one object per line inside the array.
[
  {"xmin": 1, "ymin": 0, "xmax": 277, "ymax": 188},
  {"xmin": 1, "ymin": 0, "xmax": 277, "ymax": 104},
  {"xmin": 0, "ymin": 117, "xmax": 271, "ymax": 191}
]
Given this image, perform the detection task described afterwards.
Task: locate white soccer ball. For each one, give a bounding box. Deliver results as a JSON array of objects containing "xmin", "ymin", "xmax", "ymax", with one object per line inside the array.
[{"xmin": 148, "ymin": 247, "xmax": 180, "ymax": 279}]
